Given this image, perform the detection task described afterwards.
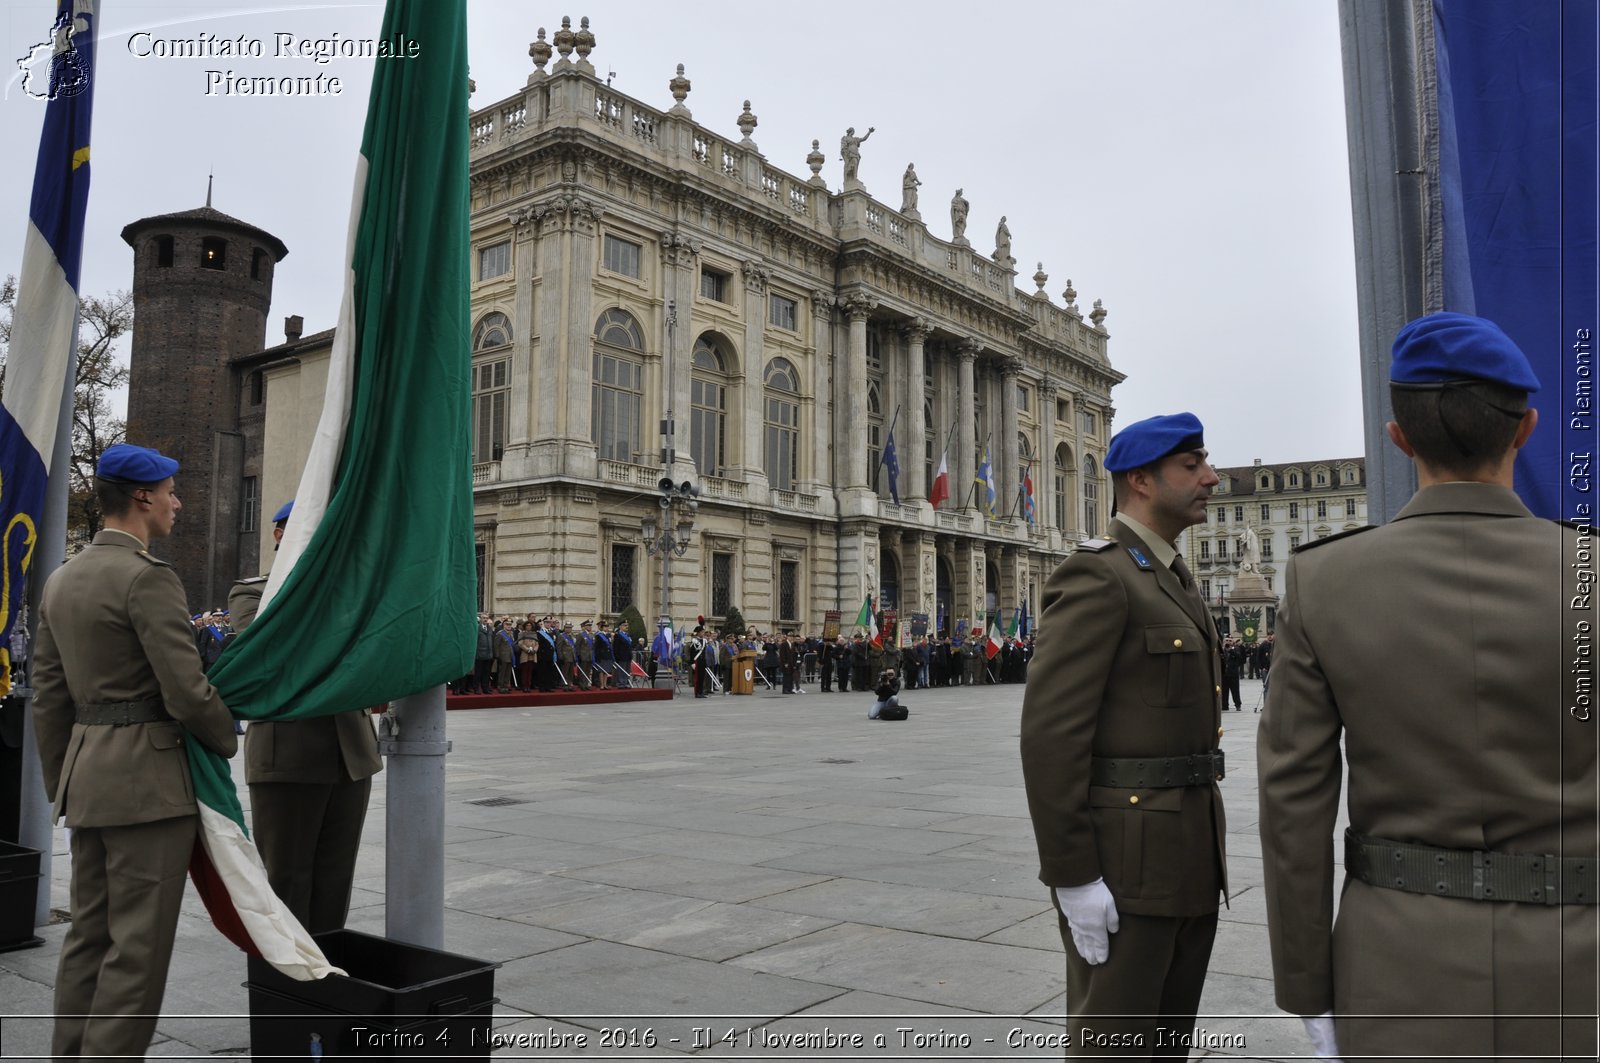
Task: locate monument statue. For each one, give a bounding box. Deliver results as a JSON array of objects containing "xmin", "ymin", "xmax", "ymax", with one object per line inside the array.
[
  {"xmin": 994, "ymin": 215, "xmax": 1013, "ymax": 262},
  {"xmin": 950, "ymin": 188, "xmax": 970, "ymax": 243},
  {"xmin": 901, "ymin": 163, "xmax": 921, "ymax": 214},
  {"xmin": 1240, "ymin": 525, "xmax": 1262, "ymax": 573},
  {"xmin": 840, "ymin": 125, "xmax": 874, "ymax": 183}
]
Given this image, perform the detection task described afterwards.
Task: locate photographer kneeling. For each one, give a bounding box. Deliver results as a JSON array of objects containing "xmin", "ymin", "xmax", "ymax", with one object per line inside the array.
[{"xmin": 868, "ymin": 668, "xmax": 909, "ymax": 721}]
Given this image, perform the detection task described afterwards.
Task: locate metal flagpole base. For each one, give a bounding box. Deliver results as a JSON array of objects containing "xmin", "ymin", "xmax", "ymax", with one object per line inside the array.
[{"xmin": 378, "ymin": 684, "xmax": 449, "ymax": 950}]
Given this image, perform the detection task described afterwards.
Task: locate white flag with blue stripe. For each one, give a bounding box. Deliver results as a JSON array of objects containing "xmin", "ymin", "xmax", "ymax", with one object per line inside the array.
[{"xmin": 1, "ymin": 0, "xmax": 98, "ymax": 694}]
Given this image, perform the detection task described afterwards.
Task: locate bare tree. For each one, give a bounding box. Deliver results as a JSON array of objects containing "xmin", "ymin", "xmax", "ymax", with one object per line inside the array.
[{"xmin": 0, "ymin": 275, "xmax": 133, "ymax": 539}]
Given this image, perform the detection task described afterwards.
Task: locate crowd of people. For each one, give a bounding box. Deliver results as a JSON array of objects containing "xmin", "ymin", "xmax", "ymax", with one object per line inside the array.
[{"xmin": 452, "ymin": 618, "xmax": 1048, "ymax": 698}]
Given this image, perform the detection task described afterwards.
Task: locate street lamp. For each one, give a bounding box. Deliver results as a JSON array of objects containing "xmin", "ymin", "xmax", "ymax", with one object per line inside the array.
[{"xmin": 643, "ymin": 476, "xmax": 700, "ymax": 625}]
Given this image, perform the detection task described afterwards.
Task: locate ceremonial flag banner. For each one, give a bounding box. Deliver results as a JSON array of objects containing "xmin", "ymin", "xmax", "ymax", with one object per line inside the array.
[
  {"xmin": 855, "ymin": 593, "xmax": 878, "ymax": 645},
  {"xmin": 1022, "ymin": 465, "xmax": 1036, "ymax": 525},
  {"xmin": 1006, "ymin": 607, "xmax": 1019, "ymax": 639},
  {"xmin": 882, "ymin": 428, "xmax": 901, "ymax": 505},
  {"xmin": 929, "ymin": 448, "xmax": 951, "ymax": 510},
  {"xmin": 975, "ymin": 448, "xmax": 997, "ymax": 519},
  {"xmin": 985, "ymin": 614, "xmax": 1004, "ymax": 660},
  {"xmin": 190, "ymin": 0, "xmax": 473, "ymax": 980},
  {"xmin": 1, "ymin": 0, "xmax": 97, "ymax": 696},
  {"xmin": 1429, "ymin": 2, "xmax": 1596, "ymax": 519}
]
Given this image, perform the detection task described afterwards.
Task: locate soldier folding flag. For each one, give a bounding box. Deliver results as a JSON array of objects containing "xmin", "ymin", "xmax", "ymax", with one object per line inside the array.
[
  {"xmin": 186, "ymin": 0, "xmax": 473, "ymax": 980},
  {"xmin": 1, "ymin": 0, "xmax": 97, "ymax": 696}
]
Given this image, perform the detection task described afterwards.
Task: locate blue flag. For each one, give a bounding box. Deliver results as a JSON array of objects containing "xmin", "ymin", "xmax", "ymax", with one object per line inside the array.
[
  {"xmin": 1, "ymin": 0, "xmax": 98, "ymax": 694},
  {"xmin": 882, "ymin": 427, "xmax": 901, "ymax": 505},
  {"xmin": 1433, "ymin": 1, "xmax": 1597, "ymax": 519}
]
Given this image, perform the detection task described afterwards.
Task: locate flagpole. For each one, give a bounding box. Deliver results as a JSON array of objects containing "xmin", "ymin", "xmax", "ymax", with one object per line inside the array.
[{"xmin": 18, "ymin": 318, "xmax": 78, "ymax": 930}]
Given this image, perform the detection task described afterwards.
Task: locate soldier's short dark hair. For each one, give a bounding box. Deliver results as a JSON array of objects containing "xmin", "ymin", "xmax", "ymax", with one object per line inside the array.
[
  {"xmin": 1389, "ymin": 380, "xmax": 1528, "ymax": 473},
  {"xmin": 96, "ymin": 478, "xmax": 153, "ymax": 518}
]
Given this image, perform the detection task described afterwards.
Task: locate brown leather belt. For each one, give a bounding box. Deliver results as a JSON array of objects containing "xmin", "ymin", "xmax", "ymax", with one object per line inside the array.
[
  {"xmin": 1090, "ymin": 750, "xmax": 1225, "ymax": 788},
  {"xmin": 1346, "ymin": 829, "xmax": 1596, "ymax": 906},
  {"xmin": 75, "ymin": 698, "xmax": 171, "ymax": 726}
]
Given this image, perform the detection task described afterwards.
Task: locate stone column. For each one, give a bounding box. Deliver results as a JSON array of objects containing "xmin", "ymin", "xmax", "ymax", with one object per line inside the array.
[
  {"xmin": 999, "ymin": 357, "xmax": 1020, "ymax": 523},
  {"xmin": 842, "ymin": 295, "xmax": 876, "ymax": 491},
  {"xmin": 740, "ymin": 260, "xmax": 771, "ymax": 486},
  {"xmin": 1071, "ymin": 392, "xmax": 1087, "ymax": 537},
  {"xmin": 501, "ymin": 208, "xmax": 540, "ymax": 479},
  {"xmin": 955, "ymin": 340, "xmax": 977, "ymax": 514},
  {"xmin": 810, "ymin": 289, "xmax": 836, "ymax": 494},
  {"xmin": 661, "ymin": 234, "xmax": 698, "ymax": 483},
  {"xmin": 903, "ymin": 318, "xmax": 930, "ymax": 501},
  {"xmin": 1038, "ymin": 378, "xmax": 1059, "ymax": 537},
  {"xmin": 528, "ymin": 201, "xmax": 571, "ymax": 476},
  {"xmin": 562, "ymin": 196, "xmax": 601, "ymax": 479}
]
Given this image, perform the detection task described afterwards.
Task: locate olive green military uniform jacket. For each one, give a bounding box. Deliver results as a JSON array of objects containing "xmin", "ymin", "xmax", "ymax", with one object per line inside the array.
[
  {"xmin": 1258, "ymin": 482, "xmax": 1596, "ymax": 1056},
  {"xmin": 1021, "ymin": 516, "xmax": 1227, "ymax": 918},
  {"xmin": 32, "ymin": 529, "xmax": 238, "ymax": 826},
  {"xmin": 228, "ymin": 577, "xmax": 381, "ymax": 785}
]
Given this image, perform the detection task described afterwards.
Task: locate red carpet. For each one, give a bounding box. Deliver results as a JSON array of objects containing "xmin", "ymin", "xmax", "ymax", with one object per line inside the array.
[{"xmin": 445, "ymin": 687, "xmax": 674, "ymax": 710}]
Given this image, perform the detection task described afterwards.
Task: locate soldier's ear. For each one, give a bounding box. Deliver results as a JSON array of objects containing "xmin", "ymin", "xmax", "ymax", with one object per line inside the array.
[{"xmin": 1385, "ymin": 420, "xmax": 1416, "ymax": 458}]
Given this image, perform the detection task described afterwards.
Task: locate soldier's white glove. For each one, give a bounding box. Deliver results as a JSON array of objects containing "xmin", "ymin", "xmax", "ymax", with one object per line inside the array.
[
  {"xmin": 1053, "ymin": 879, "xmax": 1119, "ymax": 965},
  {"xmin": 1299, "ymin": 1013, "xmax": 1343, "ymax": 1062}
]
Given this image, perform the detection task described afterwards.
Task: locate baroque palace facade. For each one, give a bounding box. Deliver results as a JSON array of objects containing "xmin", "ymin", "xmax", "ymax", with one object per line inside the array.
[
  {"xmin": 123, "ymin": 21, "xmax": 1124, "ymax": 628},
  {"xmin": 451, "ymin": 26, "xmax": 1121, "ymax": 633}
]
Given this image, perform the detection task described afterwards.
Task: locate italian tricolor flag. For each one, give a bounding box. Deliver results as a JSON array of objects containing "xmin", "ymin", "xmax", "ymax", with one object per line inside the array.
[
  {"xmin": 985, "ymin": 614, "xmax": 1005, "ymax": 660},
  {"xmin": 856, "ymin": 593, "xmax": 880, "ymax": 646},
  {"xmin": 187, "ymin": 0, "xmax": 475, "ymax": 980}
]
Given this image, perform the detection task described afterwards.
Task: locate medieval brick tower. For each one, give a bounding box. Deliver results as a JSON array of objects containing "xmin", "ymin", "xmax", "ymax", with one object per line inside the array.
[{"xmin": 121, "ymin": 202, "xmax": 287, "ymax": 607}]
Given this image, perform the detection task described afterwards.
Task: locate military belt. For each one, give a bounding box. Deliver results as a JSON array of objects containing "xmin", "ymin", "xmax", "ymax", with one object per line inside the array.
[
  {"xmin": 75, "ymin": 698, "xmax": 171, "ymax": 727},
  {"xmin": 1089, "ymin": 750, "xmax": 1225, "ymax": 788},
  {"xmin": 1345, "ymin": 829, "xmax": 1596, "ymax": 906}
]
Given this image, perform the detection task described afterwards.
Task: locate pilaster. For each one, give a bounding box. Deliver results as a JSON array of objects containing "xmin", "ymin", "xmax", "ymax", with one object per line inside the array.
[
  {"xmin": 999, "ymin": 356, "xmax": 1020, "ymax": 522},
  {"xmin": 903, "ymin": 319, "xmax": 930, "ymax": 501},
  {"xmin": 955, "ymin": 340, "xmax": 978, "ymax": 514},
  {"xmin": 740, "ymin": 259, "xmax": 770, "ymax": 487}
]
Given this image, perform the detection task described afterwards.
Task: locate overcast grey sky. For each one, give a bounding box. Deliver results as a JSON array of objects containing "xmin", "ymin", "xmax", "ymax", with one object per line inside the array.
[{"xmin": 2, "ymin": 0, "xmax": 1364, "ymax": 467}]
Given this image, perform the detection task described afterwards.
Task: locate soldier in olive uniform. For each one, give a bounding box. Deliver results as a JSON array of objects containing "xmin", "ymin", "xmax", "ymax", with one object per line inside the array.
[
  {"xmin": 1259, "ymin": 313, "xmax": 1597, "ymax": 1060},
  {"xmin": 32, "ymin": 444, "xmax": 240, "ymax": 1060},
  {"xmin": 1021, "ymin": 413, "xmax": 1227, "ymax": 1058},
  {"xmin": 229, "ymin": 500, "xmax": 382, "ymax": 935}
]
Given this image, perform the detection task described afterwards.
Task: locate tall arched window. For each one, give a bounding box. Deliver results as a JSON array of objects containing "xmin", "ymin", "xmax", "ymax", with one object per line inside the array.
[
  {"xmin": 764, "ymin": 358, "xmax": 800, "ymax": 490},
  {"xmin": 592, "ymin": 308, "xmax": 644, "ymax": 463},
  {"xmin": 471, "ymin": 312, "xmax": 513, "ymax": 464},
  {"xmin": 868, "ymin": 382, "xmax": 889, "ymax": 499},
  {"xmin": 690, "ymin": 333, "xmax": 729, "ymax": 477},
  {"xmin": 1082, "ymin": 454, "xmax": 1101, "ymax": 538}
]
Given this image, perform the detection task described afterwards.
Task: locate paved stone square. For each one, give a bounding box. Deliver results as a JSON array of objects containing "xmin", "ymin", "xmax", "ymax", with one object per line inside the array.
[{"xmin": 1, "ymin": 678, "xmax": 1328, "ymax": 1060}]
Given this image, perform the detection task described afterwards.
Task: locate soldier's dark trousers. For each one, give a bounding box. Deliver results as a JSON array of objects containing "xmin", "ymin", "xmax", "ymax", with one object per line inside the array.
[
  {"xmin": 251, "ymin": 776, "xmax": 373, "ymax": 934},
  {"xmin": 1060, "ymin": 910, "xmax": 1218, "ymax": 1059},
  {"xmin": 1223, "ymin": 674, "xmax": 1241, "ymax": 709},
  {"xmin": 54, "ymin": 815, "xmax": 195, "ymax": 1061}
]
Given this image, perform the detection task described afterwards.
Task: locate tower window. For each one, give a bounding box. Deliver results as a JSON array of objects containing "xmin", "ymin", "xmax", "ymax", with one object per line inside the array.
[
  {"xmin": 155, "ymin": 236, "xmax": 174, "ymax": 267},
  {"xmin": 251, "ymin": 248, "xmax": 267, "ymax": 280},
  {"xmin": 201, "ymin": 237, "xmax": 227, "ymax": 270},
  {"xmin": 249, "ymin": 370, "xmax": 264, "ymax": 406}
]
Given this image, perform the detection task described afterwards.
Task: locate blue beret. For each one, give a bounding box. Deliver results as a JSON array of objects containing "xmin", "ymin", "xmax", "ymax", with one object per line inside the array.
[
  {"xmin": 1391, "ymin": 312, "xmax": 1540, "ymax": 392},
  {"xmin": 272, "ymin": 500, "xmax": 295, "ymax": 523},
  {"xmin": 96, "ymin": 443, "xmax": 179, "ymax": 483},
  {"xmin": 1103, "ymin": 412, "xmax": 1206, "ymax": 473}
]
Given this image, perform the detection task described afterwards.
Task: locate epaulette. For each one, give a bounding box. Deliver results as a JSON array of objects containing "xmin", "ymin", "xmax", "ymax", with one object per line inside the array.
[
  {"xmin": 1076, "ymin": 537, "xmax": 1117, "ymax": 553},
  {"xmin": 135, "ymin": 549, "xmax": 172, "ymax": 567},
  {"xmin": 234, "ymin": 575, "xmax": 269, "ymax": 585},
  {"xmin": 1291, "ymin": 524, "xmax": 1377, "ymax": 554},
  {"xmin": 1557, "ymin": 518, "xmax": 1591, "ymax": 532}
]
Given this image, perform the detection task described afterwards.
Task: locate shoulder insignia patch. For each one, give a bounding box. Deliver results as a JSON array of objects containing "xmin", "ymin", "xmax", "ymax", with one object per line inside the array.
[
  {"xmin": 1292, "ymin": 524, "xmax": 1377, "ymax": 554},
  {"xmin": 1125, "ymin": 546, "xmax": 1153, "ymax": 570},
  {"xmin": 1076, "ymin": 537, "xmax": 1116, "ymax": 553},
  {"xmin": 135, "ymin": 550, "xmax": 172, "ymax": 567}
]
